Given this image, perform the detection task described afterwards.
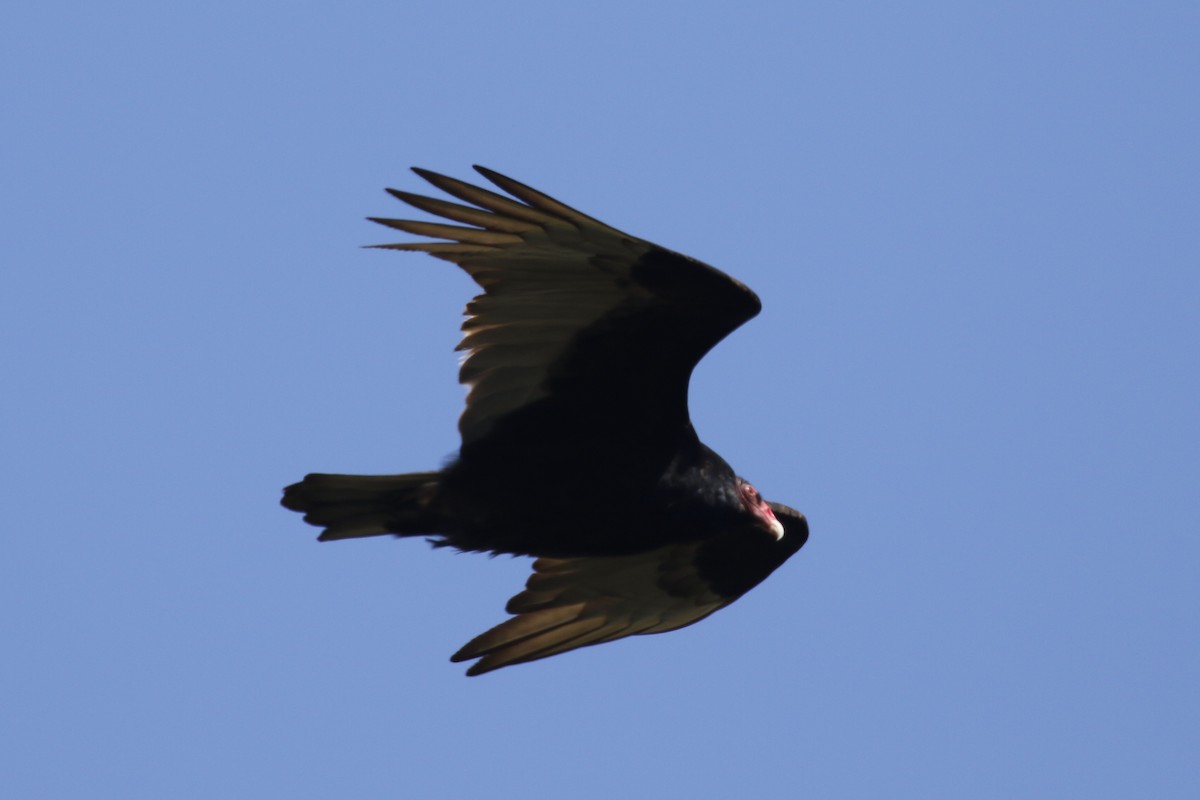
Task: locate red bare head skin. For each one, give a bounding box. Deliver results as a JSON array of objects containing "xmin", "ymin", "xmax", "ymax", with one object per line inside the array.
[{"xmin": 738, "ymin": 481, "xmax": 784, "ymax": 540}]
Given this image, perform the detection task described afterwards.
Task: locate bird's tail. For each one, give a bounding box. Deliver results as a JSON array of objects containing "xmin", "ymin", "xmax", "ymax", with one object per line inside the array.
[{"xmin": 281, "ymin": 472, "xmax": 442, "ymax": 542}]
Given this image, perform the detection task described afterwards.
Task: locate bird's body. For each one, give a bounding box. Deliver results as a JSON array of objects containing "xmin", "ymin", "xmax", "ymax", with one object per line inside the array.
[{"xmin": 283, "ymin": 167, "xmax": 807, "ymax": 675}]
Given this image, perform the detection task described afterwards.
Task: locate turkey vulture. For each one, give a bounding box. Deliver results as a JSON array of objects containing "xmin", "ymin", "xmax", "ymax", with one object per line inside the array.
[{"xmin": 282, "ymin": 166, "xmax": 808, "ymax": 676}]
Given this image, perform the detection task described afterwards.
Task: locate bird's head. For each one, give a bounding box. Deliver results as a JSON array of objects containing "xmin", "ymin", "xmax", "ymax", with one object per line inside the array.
[{"xmin": 737, "ymin": 480, "xmax": 785, "ymax": 540}]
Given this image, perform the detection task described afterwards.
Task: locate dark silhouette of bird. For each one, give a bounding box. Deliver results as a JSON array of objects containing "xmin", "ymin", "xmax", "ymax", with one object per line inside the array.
[{"xmin": 282, "ymin": 167, "xmax": 808, "ymax": 676}]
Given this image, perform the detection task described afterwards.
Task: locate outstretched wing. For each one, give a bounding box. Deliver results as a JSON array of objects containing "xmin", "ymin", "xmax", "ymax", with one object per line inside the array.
[
  {"xmin": 451, "ymin": 501, "xmax": 809, "ymax": 675},
  {"xmin": 371, "ymin": 167, "xmax": 762, "ymax": 449},
  {"xmin": 451, "ymin": 545, "xmax": 730, "ymax": 676}
]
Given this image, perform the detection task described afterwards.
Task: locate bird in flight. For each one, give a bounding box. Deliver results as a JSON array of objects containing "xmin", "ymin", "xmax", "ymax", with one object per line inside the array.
[{"xmin": 282, "ymin": 166, "xmax": 808, "ymax": 676}]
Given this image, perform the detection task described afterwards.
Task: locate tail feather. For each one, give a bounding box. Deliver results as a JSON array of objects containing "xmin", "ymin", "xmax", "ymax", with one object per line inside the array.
[{"xmin": 281, "ymin": 472, "xmax": 441, "ymax": 541}]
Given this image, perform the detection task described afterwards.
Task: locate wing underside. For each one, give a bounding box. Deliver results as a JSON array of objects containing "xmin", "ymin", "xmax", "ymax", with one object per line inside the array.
[
  {"xmin": 451, "ymin": 544, "xmax": 728, "ymax": 676},
  {"xmin": 371, "ymin": 167, "xmax": 762, "ymax": 448}
]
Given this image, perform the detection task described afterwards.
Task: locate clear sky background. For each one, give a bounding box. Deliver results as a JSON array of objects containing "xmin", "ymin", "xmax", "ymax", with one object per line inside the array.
[{"xmin": 4, "ymin": 2, "xmax": 1198, "ymax": 797}]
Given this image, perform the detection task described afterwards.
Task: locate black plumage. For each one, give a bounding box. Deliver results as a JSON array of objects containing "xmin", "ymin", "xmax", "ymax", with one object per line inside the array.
[{"xmin": 282, "ymin": 167, "xmax": 807, "ymax": 676}]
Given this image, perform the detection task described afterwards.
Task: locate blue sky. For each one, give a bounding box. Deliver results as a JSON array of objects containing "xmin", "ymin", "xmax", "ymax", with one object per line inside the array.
[{"xmin": 4, "ymin": 1, "xmax": 1198, "ymax": 797}]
